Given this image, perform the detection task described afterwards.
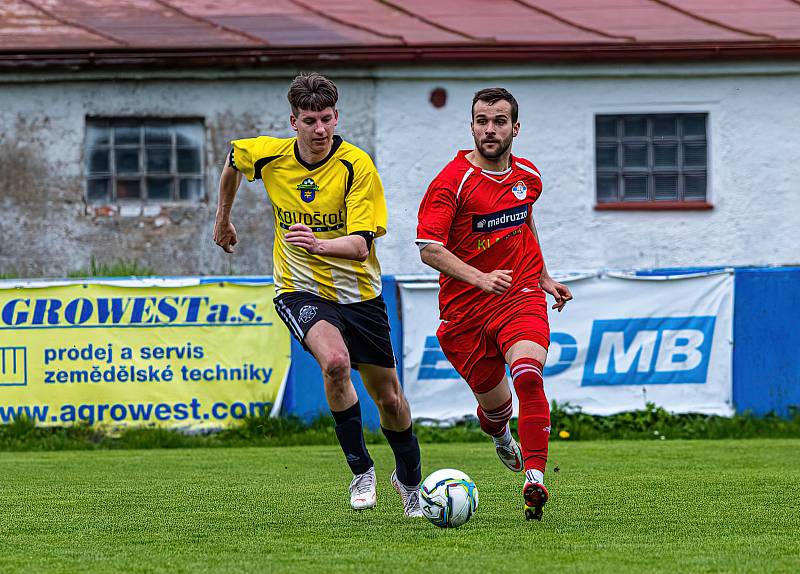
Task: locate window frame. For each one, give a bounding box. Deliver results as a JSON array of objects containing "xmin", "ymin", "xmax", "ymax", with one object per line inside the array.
[
  {"xmin": 84, "ymin": 117, "xmax": 206, "ymax": 205},
  {"xmin": 591, "ymin": 108, "xmax": 714, "ymax": 211}
]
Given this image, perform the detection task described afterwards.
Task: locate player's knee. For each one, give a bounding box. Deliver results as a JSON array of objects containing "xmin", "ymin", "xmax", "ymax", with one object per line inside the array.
[
  {"xmin": 321, "ymin": 352, "xmax": 350, "ymax": 383},
  {"xmin": 376, "ymin": 392, "xmax": 404, "ymax": 418}
]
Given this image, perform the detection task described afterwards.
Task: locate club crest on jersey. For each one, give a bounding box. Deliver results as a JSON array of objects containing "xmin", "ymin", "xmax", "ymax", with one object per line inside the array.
[
  {"xmin": 512, "ymin": 181, "xmax": 527, "ymax": 200},
  {"xmin": 297, "ymin": 178, "xmax": 319, "ymax": 203}
]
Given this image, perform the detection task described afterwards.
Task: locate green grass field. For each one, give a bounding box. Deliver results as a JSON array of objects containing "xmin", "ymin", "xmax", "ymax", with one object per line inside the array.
[{"xmin": 0, "ymin": 439, "xmax": 797, "ymax": 573}]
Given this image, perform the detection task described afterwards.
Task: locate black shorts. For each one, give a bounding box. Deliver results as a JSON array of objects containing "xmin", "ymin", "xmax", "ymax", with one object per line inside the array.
[{"xmin": 274, "ymin": 291, "xmax": 396, "ymax": 369}]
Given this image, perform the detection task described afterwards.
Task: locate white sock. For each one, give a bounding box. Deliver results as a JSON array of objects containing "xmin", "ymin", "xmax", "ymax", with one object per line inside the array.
[
  {"xmin": 525, "ymin": 469, "xmax": 544, "ymax": 484},
  {"xmin": 492, "ymin": 425, "xmax": 513, "ymax": 447}
]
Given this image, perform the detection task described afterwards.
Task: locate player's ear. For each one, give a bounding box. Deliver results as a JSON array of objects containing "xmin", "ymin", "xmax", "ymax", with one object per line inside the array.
[
  {"xmin": 333, "ymin": 108, "xmax": 339, "ymax": 126},
  {"xmin": 513, "ymin": 122, "xmax": 520, "ymax": 137},
  {"xmin": 290, "ymin": 114, "xmax": 298, "ymax": 132}
]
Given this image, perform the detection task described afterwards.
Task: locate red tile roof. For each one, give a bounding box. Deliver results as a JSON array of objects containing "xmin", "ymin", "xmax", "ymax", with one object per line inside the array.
[{"xmin": 2, "ymin": 0, "xmax": 800, "ymax": 69}]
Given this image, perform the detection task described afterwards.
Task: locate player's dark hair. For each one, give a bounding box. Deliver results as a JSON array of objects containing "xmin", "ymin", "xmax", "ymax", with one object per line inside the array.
[
  {"xmin": 472, "ymin": 88, "xmax": 518, "ymax": 123},
  {"xmin": 288, "ymin": 72, "xmax": 339, "ymax": 116}
]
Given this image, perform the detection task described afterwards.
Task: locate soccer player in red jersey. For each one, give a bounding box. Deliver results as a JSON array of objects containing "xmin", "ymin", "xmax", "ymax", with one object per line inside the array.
[{"xmin": 416, "ymin": 88, "xmax": 572, "ymax": 520}]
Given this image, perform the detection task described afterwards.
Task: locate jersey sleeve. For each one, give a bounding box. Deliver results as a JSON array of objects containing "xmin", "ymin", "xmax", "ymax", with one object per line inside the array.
[
  {"xmin": 529, "ymin": 171, "xmax": 543, "ymax": 203},
  {"xmin": 344, "ymin": 153, "xmax": 388, "ymax": 238},
  {"xmin": 229, "ymin": 137, "xmax": 260, "ymax": 182},
  {"xmin": 516, "ymin": 160, "xmax": 543, "ymax": 203},
  {"xmin": 230, "ymin": 136, "xmax": 283, "ymax": 182},
  {"xmin": 416, "ymin": 178, "xmax": 457, "ymax": 246}
]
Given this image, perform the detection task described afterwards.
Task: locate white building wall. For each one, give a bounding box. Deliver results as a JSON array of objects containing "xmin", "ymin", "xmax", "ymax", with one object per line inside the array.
[
  {"xmin": 1, "ymin": 62, "xmax": 798, "ymax": 277},
  {"xmin": 373, "ymin": 63, "xmax": 800, "ymax": 274}
]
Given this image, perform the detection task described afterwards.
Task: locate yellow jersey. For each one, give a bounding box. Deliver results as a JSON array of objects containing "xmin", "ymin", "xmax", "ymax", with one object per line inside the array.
[{"xmin": 230, "ymin": 135, "xmax": 387, "ymax": 304}]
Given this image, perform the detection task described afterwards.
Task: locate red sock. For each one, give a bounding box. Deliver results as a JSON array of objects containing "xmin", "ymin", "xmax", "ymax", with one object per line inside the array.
[
  {"xmin": 511, "ymin": 358, "xmax": 550, "ymax": 472},
  {"xmin": 477, "ymin": 397, "xmax": 513, "ymax": 438}
]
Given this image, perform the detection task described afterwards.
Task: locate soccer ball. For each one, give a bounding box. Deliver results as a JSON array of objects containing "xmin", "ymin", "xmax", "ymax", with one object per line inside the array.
[{"xmin": 420, "ymin": 468, "xmax": 479, "ymax": 528}]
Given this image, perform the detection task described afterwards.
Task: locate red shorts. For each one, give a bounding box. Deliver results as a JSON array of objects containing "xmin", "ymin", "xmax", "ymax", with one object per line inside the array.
[{"xmin": 436, "ymin": 290, "xmax": 550, "ymax": 394}]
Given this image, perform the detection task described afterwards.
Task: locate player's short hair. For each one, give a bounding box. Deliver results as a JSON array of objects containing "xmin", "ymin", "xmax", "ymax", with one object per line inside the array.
[
  {"xmin": 472, "ymin": 88, "xmax": 518, "ymax": 123},
  {"xmin": 288, "ymin": 72, "xmax": 339, "ymax": 116}
]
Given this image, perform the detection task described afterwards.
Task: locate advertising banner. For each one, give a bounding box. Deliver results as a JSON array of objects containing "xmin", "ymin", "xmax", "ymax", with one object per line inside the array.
[
  {"xmin": 400, "ymin": 272, "xmax": 734, "ymax": 420},
  {"xmin": 0, "ymin": 279, "xmax": 290, "ymax": 429}
]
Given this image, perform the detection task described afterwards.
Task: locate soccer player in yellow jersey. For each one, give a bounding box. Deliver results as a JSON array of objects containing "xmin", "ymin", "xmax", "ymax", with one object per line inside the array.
[{"xmin": 213, "ymin": 73, "xmax": 422, "ymax": 517}]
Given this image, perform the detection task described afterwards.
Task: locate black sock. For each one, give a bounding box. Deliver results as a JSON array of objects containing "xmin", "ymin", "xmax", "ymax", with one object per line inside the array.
[
  {"xmin": 331, "ymin": 401, "xmax": 373, "ymax": 475},
  {"xmin": 382, "ymin": 424, "xmax": 422, "ymax": 487}
]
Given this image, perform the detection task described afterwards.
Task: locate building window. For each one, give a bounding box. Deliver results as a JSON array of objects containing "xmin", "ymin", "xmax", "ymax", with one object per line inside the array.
[
  {"xmin": 85, "ymin": 119, "xmax": 205, "ymax": 203},
  {"xmin": 595, "ymin": 113, "xmax": 710, "ymax": 209}
]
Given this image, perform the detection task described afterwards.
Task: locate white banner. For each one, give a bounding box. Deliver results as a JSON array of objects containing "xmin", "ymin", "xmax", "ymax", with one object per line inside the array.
[{"xmin": 400, "ymin": 271, "xmax": 734, "ymax": 420}]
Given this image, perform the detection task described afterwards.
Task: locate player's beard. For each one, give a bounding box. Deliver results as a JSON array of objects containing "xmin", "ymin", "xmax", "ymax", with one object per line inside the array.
[{"xmin": 475, "ymin": 133, "xmax": 513, "ymax": 160}]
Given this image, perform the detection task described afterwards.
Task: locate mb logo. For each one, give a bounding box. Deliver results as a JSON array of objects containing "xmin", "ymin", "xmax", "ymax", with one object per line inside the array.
[
  {"xmin": 0, "ymin": 347, "xmax": 27, "ymax": 386},
  {"xmin": 415, "ymin": 316, "xmax": 716, "ymax": 386},
  {"xmin": 582, "ymin": 316, "xmax": 715, "ymax": 386},
  {"xmin": 418, "ymin": 336, "xmax": 460, "ymax": 380}
]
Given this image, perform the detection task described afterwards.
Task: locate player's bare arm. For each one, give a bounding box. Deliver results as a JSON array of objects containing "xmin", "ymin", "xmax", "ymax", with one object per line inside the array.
[
  {"xmin": 214, "ymin": 153, "xmax": 243, "ymax": 253},
  {"xmin": 527, "ymin": 213, "xmax": 572, "ymax": 312},
  {"xmin": 285, "ymin": 225, "xmax": 370, "ymax": 261},
  {"xmin": 419, "ymin": 243, "xmax": 512, "ymax": 295}
]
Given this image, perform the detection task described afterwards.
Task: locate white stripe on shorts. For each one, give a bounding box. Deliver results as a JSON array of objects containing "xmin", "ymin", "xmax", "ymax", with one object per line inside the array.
[{"xmin": 277, "ymin": 300, "xmax": 304, "ymax": 341}]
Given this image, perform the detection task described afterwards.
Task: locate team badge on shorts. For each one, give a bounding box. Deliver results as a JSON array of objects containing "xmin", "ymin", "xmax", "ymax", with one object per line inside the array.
[
  {"xmin": 297, "ymin": 178, "xmax": 319, "ymax": 203},
  {"xmin": 512, "ymin": 181, "xmax": 527, "ymax": 200},
  {"xmin": 298, "ymin": 305, "xmax": 318, "ymax": 323}
]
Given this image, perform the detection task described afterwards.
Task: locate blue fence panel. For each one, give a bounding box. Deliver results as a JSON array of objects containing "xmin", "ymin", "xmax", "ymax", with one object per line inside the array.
[
  {"xmin": 280, "ymin": 268, "xmax": 800, "ymax": 421},
  {"xmin": 282, "ymin": 338, "xmax": 380, "ymax": 426},
  {"xmin": 732, "ymin": 267, "xmax": 800, "ymax": 417},
  {"xmin": 634, "ymin": 267, "xmax": 728, "ymax": 276}
]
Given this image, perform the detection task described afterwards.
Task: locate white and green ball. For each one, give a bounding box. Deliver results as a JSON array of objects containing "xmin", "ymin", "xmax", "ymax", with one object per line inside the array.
[{"xmin": 420, "ymin": 469, "xmax": 479, "ymax": 528}]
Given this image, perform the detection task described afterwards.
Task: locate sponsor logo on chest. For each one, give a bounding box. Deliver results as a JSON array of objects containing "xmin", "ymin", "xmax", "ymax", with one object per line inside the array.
[
  {"xmin": 274, "ymin": 205, "xmax": 344, "ymax": 232},
  {"xmin": 472, "ymin": 203, "xmax": 529, "ymax": 233}
]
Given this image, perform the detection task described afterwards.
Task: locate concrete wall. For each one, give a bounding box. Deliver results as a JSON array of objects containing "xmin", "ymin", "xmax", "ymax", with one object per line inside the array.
[
  {"xmin": 374, "ymin": 63, "xmax": 800, "ymax": 274},
  {"xmin": 0, "ymin": 75, "xmax": 375, "ymax": 277},
  {"xmin": 1, "ymin": 62, "xmax": 799, "ymax": 277}
]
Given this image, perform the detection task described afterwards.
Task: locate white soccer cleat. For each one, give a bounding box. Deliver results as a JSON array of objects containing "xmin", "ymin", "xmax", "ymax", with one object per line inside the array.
[
  {"xmin": 349, "ymin": 467, "xmax": 377, "ymax": 510},
  {"xmin": 495, "ymin": 436, "xmax": 524, "ymax": 472},
  {"xmin": 391, "ymin": 470, "xmax": 424, "ymax": 517}
]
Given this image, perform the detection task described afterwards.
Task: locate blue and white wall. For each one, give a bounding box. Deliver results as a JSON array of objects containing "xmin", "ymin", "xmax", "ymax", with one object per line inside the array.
[{"xmin": 282, "ymin": 267, "xmax": 800, "ymax": 426}]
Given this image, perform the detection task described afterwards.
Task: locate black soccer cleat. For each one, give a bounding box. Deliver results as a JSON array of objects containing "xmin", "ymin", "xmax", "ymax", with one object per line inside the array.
[{"xmin": 523, "ymin": 480, "xmax": 549, "ymax": 521}]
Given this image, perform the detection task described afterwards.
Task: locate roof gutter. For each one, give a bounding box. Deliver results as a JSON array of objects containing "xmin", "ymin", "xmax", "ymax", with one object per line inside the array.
[{"xmin": 2, "ymin": 41, "xmax": 800, "ymax": 71}]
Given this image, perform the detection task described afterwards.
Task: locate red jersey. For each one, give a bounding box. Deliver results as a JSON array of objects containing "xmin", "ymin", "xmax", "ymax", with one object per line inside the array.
[{"xmin": 417, "ymin": 150, "xmax": 544, "ymax": 321}]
